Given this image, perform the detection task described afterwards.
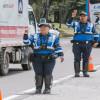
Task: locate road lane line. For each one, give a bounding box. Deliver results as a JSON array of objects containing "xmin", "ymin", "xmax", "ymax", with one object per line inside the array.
[
  {"xmin": 95, "ymin": 65, "xmax": 100, "ymax": 69},
  {"xmin": 3, "ymin": 65, "xmax": 100, "ymax": 100},
  {"xmin": 3, "ymin": 75, "xmax": 73, "ymax": 100},
  {"xmin": 95, "ymin": 65, "xmax": 100, "ymax": 72}
]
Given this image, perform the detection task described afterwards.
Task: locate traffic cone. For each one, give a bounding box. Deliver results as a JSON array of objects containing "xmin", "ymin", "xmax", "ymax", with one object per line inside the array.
[
  {"xmin": 0, "ymin": 90, "xmax": 3, "ymax": 100},
  {"xmin": 88, "ymin": 56, "xmax": 96, "ymax": 72}
]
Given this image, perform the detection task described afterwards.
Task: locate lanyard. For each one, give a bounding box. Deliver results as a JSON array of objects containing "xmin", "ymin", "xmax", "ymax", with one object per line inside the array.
[{"xmin": 40, "ymin": 34, "xmax": 49, "ymax": 49}]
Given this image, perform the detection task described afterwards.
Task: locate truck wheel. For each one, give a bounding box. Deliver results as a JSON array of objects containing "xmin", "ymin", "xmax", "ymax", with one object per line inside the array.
[
  {"xmin": 21, "ymin": 47, "xmax": 32, "ymax": 71},
  {"xmin": 21, "ymin": 59, "xmax": 32, "ymax": 71},
  {"xmin": 0, "ymin": 53, "xmax": 9, "ymax": 76}
]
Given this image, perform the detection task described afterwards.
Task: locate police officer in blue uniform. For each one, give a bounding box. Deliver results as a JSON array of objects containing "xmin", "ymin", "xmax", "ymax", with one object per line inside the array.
[
  {"xmin": 67, "ymin": 11, "xmax": 96, "ymax": 77},
  {"xmin": 23, "ymin": 21, "xmax": 64, "ymax": 94}
]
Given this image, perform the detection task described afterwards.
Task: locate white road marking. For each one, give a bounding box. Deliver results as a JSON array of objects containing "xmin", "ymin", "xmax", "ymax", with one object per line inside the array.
[
  {"xmin": 3, "ymin": 65, "xmax": 100, "ymax": 100},
  {"xmin": 3, "ymin": 75, "xmax": 73, "ymax": 100},
  {"xmin": 95, "ymin": 65, "xmax": 100, "ymax": 73},
  {"xmin": 95, "ymin": 65, "xmax": 100, "ymax": 69}
]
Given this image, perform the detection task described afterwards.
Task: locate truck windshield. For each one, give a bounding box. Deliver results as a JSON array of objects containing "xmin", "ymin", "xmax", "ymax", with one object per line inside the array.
[
  {"xmin": 29, "ymin": 11, "xmax": 36, "ymax": 26},
  {"xmin": 90, "ymin": 0, "xmax": 100, "ymax": 4}
]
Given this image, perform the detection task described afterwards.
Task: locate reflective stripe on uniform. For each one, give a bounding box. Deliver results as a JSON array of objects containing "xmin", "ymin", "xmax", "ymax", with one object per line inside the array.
[
  {"xmin": 55, "ymin": 50, "xmax": 63, "ymax": 53},
  {"xmin": 23, "ymin": 39, "xmax": 31, "ymax": 45},
  {"xmin": 47, "ymin": 46, "xmax": 54, "ymax": 50}
]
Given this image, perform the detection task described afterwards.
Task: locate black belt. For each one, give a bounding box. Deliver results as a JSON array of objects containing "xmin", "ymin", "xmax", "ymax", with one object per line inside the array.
[{"xmin": 34, "ymin": 54, "xmax": 55, "ymax": 60}]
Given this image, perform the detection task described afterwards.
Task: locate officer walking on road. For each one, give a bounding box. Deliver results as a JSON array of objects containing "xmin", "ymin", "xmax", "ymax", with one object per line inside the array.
[
  {"xmin": 67, "ymin": 11, "xmax": 96, "ymax": 77},
  {"xmin": 23, "ymin": 19, "xmax": 64, "ymax": 94}
]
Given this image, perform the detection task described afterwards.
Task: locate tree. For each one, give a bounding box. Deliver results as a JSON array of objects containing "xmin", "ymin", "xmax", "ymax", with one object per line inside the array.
[{"xmin": 29, "ymin": 0, "xmax": 86, "ymax": 22}]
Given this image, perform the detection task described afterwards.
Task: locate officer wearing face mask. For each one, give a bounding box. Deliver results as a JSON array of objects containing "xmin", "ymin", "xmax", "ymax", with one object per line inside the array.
[{"xmin": 23, "ymin": 19, "xmax": 64, "ymax": 94}]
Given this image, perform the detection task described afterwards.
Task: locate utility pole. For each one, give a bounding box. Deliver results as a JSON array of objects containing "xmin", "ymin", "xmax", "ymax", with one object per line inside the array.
[
  {"xmin": 59, "ymin": 0, "xmax": 65, "ymax": 28},
  {"xmin": 45, "ymin": 0, "xmax": 50, "ymax": 21}
]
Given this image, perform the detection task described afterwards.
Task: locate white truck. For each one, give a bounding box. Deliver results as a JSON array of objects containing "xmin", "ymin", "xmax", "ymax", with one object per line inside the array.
[{"xmin": 0, "ymin": 0, "xmax": 38, "ymax": 75}]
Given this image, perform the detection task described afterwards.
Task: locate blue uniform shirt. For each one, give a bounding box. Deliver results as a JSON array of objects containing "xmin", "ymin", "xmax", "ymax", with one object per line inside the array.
[
  {"xmin": 23, "ymin": 33, "xmax": 64, "ymax": 57},
  {"xmin": 67, "ymin": 17, "xmax": 95, "ymax": 42}
]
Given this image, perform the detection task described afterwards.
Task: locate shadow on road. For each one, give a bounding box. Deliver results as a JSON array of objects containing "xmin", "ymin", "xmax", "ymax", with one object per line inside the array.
[
  {"xmin": 18, "ymin": 92, "xmax": 58, "ymax": 96},
  {"xmin": 8, "ymin": 68, "xmax": 24, "ymax": 75},
  {"xmin": 0, "ymin": 68, "xmax": 31, "ymax": 78}
]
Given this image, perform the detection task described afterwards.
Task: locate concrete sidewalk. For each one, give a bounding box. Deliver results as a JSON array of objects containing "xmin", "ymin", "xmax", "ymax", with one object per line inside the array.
[{"xmin": 21, "ymin": 70, "xmax": 100, "ymax": 100}]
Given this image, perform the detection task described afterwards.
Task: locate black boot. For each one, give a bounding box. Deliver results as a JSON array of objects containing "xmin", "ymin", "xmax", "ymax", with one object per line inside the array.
[
  {"xmin": 83, "ymin": 72, "xmax": 90, "ymax": 77},
  {"xmin": 35, "ymin": 75, "xmax": 43, "ymax": 94},
  {"xmin": 83, "ymin": 62, "xmax": 90, "ymax": 77},
  {"xmin": 43, "ymin": 75, "xmax": 53, "ymax": 94},
  {"xmin": 74, "ymin": 62, "xmax": 80, "ymax": 77}
]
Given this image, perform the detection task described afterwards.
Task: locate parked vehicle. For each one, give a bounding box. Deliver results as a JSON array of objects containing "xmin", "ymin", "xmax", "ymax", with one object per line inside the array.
[{"xmin": 0, "ymin": 0, "xmax": 38, "ymax": 75}]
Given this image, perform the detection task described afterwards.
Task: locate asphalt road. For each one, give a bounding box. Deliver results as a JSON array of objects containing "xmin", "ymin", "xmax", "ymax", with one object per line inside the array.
[{"xmin": 0, "ymin": 38, "xmax": 100, "ymax": 100}]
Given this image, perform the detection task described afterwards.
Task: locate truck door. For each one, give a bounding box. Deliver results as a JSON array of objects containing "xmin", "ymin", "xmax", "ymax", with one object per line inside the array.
[{"xmin": 28, "ymin": 11, "xmax": 37, "ymax": 34}]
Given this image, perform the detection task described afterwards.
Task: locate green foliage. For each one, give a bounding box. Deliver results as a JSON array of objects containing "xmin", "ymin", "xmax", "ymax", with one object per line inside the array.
[{"xmin": 29, "ymin": 0, "xmax": 86, "ymax": 22}]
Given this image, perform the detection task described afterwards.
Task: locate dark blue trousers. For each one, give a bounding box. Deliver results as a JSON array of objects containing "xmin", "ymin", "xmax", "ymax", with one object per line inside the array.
[
  {"xmin": 73, "ymin": 43, "xmax": 92, "ymax": 73},
  {"xmin": 32, "ymin": 57, "xmax": 56, "ymax": 76}
]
